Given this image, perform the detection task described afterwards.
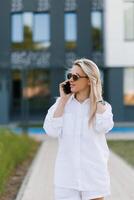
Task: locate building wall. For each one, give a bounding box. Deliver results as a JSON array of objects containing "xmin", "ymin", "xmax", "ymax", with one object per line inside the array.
[
  {"xmin": 104, "ymin": 0, "xmax": 134, "ymax": 67},
  {"xmin": 104, "ymin": 0, "xmax": 134, "ymax": 122},
  {"xmin": 0, "ymin": 0, "xmax": 134, "ymax": 124},
  {"xmin": 0, "ymin": 0, "xmax": 10, "ymax": 124},
  {"xmin": 0, "ymin": 0, "xmax": 93, "ymax": 124},
  {"xmin": 104, "ymin": 67, "xmax": 124, "ymax": 121}
]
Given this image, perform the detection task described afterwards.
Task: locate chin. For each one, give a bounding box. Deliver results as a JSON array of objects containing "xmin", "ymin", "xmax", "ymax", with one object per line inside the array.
[
  {"xmin": 70, "ymin": 86, "xmax": 79, "ymax": 93},
  {"xmin": 71, "ymin": 90, "xmax": 78, "ymax": 95},
  {"xmin": 71, "ymin": 88, "xmax": 76, "ymax": 93}
]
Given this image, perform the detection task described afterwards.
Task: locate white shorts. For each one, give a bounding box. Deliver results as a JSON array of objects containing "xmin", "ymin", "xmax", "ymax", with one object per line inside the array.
[{"xmin": 55, "ymin": 186, "xmax": 110, "ymax": 200}]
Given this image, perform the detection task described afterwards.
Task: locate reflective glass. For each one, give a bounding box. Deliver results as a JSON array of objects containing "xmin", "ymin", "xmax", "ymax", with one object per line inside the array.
[
  {"xmin": 23, "ymin": 13, "xmax": 33, "ymax": 28},
  {"xmin": 65, "ymin": 13, "xmax": 77, "ymax": 49},
  {"xmin": 124, "ymin": 2, "xmax": 134, "ymax": 40},
  {"xmin": 23, "ymin": 12, "xmax": 33, "ymax": 41},
  {"xmin": 11, "ymin": 14, "xmax": 23, "ymax": 42},
  {"xmin": 11, "ymin": 69, "xmax": 22, "ymax": 115},
  {"xmin": 23, "ymin": 69, "xmax": 51, "ymax": 114},
  {"xmin": 33, "ymin": 13, "xmax": 50, "ymax": 49},
  {"xmin": 91, "ymin": 11, "xmax": 103, "ymax": 51},
  {"xmin": 12, "ymin": 12, "xmax": 34, "ymax": 50},
  {"xmin": 124, "ymin": 68, "xmax": 134, "ymax": 105},
  {"xmin": 33, "ymin": 14, "xmax": 50, "ymax": 42}
]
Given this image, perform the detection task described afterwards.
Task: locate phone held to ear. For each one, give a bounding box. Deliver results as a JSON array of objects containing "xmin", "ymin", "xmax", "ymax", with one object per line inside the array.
[{"xmin": 62, "ymin": 81, "xmax": 71, "ymax": 94}]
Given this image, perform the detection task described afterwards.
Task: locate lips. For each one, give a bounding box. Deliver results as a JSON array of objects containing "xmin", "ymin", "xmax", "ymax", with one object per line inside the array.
[{"xmin": 70, "ymin": 84, "xmax": 75, "ymax": 88}]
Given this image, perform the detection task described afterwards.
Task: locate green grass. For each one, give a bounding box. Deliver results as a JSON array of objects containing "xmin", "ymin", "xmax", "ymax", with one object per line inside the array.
[
  {"xmin": 18, "ymin": 123, "xmax": 42, "ymax": 128},
  {"xmin": 0, "ymin": 128, "xmax": 41, "ymax": 195},
  {"xmin": 107, "ymin": 140, "xmax": 134, "ymax": 167}
]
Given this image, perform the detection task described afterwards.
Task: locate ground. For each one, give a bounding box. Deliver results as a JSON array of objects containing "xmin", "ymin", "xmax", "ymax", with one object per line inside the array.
[{"xmin": 0, "ymin": 149, "xmax": 37, "ymax": 200}]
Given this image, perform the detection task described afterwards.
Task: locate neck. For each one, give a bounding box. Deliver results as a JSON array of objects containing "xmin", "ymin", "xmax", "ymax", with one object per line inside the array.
[{"xmin": 75, "ymin": 90, "xmax": 90, "ymax": 103}]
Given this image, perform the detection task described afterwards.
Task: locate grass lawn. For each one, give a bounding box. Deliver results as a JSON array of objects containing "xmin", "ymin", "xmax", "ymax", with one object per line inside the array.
[
  {"xmin": 107, "ymin": 140, "xmax": 134, "ymax": 167},
  {"xmin": 0, "ymin": 128, "xmax": 41, "ymax": 197}
]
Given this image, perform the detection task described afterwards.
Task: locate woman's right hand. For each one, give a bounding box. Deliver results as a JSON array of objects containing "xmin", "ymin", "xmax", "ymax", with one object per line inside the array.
[
  {"xmin": 59, "ymin": 81, "xmax": 72, "ymax": 99},
  {"xmin": 53, "ymin": 81, "xmax": 72, "ymax": 118}
]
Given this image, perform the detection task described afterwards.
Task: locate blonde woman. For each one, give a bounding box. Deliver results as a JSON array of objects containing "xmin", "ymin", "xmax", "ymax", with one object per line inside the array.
[{"xmin": 43, "ymin": 58, "xmax": 114, "ymax": 200}]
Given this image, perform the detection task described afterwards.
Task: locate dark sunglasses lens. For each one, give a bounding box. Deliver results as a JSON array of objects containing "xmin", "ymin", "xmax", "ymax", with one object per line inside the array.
[
  {"xmin": 67, "ymin": 73, "xmax": 79, "ymax": 81},
  {"xmin": 72, "ymin": 75, "xmax": 79, "ymax": 81},
  {"xmin": 67, "ymin": 73, "xmax": 72, "ymax": 79}
]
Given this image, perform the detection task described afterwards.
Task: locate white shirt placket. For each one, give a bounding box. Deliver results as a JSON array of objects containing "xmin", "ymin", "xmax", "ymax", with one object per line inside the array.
[{"xmin": 74, "ymin": 103, "xmax": 84, "ymax": 189}]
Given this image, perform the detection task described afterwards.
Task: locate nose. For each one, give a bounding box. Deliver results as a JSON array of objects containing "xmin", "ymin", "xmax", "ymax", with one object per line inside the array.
[{"xmin": 69, "ymin": 77, "xmax": 74, "ymax": 82}]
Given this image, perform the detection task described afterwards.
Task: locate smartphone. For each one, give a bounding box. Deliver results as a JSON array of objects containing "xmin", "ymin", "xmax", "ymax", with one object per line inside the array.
[{"xmin": 62, "ymin": 81, "xmax": 71, "ymax": 94}]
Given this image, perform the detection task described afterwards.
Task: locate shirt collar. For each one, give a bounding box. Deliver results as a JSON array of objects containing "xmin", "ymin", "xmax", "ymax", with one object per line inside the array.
[{"xmin": 67, "ymin": 93, "xmax": 90, "ymax": 105}]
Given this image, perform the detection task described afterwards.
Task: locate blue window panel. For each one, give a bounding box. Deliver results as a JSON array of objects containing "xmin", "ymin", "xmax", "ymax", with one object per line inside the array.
[
  {"xmin": 33, "ymin": 13, "xmax": 50, "ymax": 42},
  {"xmin": 11, "ymin": 14, "xmax": 23, "ymax": 42},
  {"xmin": 91, "ymin": 11, "xmax": 102, "ymax": 29},
  {"xmin": 23, "ymin": 12, "xmax": 33, "ymax": 30},
  {"xmin": 65, "ymin": 13, "xmax": 77, "ymax": 41}
]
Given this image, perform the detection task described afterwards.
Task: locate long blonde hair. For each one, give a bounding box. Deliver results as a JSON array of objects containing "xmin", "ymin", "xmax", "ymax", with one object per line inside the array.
[{"xmin": 73, "ymin": 58, "xmax": 103, "ymax": 125}]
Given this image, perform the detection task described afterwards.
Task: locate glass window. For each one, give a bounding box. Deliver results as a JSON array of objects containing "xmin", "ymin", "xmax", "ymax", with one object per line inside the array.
[
  {"xmin": 91, "ymin": 11, "xmax": 103, "ymax": 51},
  {"xmin": 124, "ymin": 68, "xmax": 134, "ymax": 105},
  {"xmin": 23, "ymin": 12, "xmax": 33, "ymax": 42},
  {"xmin": 65, "ymin": 13, "xmax": 77, "ymax": 50},
  {"xmin": 23, "ymin": 69, "xmax": 51, "ymax": 114},
  {"xmin": 11, "ymin": 12, "xmax": 50, "ymax": 50},
  {"xmin": 11, "ymin": 14, "xmax": 23, "ymax": 42},
  {"xmin": 11, "ymin": 69, "xmax": 22, "ymax": 115},
  {"xmin": 33, "ymin": 13, "xmax": 50, "ymax": 48},
  {"xmin": 23, "ymin": 12, "xmax": 33, "ymax": 32},
  {"xmin": 124, "ymin": 2, "xmax": 134, "ymax": 40},
  {"xmin": 12, "ymin": 12, "xmax": 34, "ymax": 50}
]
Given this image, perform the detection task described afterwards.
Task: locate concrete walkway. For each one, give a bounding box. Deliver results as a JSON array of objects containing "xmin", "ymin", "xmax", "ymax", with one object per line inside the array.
[
  {"xmin": 15, "ymin": 135, "xmax": 134, "ymax": 200},
  {"xmin": 107, "ymin": 132, "xmax": 134, "ymax": 140}
]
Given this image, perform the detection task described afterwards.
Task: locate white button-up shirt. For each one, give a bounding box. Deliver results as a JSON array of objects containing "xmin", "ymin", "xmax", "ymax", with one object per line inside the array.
[{"xmin": 43, "ymin": 95, "xmax": 114, "ymax": 193}]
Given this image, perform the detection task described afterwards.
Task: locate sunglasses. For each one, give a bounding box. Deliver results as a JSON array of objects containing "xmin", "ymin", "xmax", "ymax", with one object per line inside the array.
[{"xmin": 67, "ymin": 73, "xmax": 88, "ymax": 81}]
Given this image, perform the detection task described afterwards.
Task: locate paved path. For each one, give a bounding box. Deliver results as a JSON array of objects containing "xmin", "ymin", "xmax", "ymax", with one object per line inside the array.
[
  {"xmin": 15, "ymin": 135, "xmax": 134, "ymax": 200},
  {"xmin": 107, "ymin": 132, "xmax": 134, "ymax": 140}
]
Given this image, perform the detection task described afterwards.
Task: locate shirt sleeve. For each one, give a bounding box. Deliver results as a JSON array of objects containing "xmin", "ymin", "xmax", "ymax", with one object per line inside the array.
[
  {"xmin": 43, "ymin": 97, "xmax": 63, "ymax": 138},
  {"xmin": 94, "ymin": 102, "xmax": 114, "ymax": 134}
]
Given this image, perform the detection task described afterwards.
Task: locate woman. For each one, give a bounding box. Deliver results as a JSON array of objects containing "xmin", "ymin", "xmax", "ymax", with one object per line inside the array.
[{"xmin": 43, "ymin": 58, "xmax": 114, "ymax": 200}]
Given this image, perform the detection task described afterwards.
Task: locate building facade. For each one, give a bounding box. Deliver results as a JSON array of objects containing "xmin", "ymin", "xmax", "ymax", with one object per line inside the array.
[
  {"xmin": 0, "ymin": 0, "xmax": 134, "ymax": 124},
  {"xmin": 104, "ymin": 0, "xmax": 134, "ymax": 121}
]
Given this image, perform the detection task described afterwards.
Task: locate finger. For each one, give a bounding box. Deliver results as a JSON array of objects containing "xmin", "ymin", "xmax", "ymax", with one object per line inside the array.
[{"xmin": 60, "ymin": 80, "xmax": 69, "ymax": 87}]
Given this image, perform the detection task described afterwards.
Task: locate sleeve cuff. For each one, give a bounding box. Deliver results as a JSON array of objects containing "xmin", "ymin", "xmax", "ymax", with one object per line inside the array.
[{"xmin": 95, "ymin": 103, "xmax": 112, "ymax": 120}]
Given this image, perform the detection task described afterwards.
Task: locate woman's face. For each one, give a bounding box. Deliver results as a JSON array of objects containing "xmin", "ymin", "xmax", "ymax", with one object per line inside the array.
[{"xmin": 69, "ymin": 65, "xmax": 90, "ymax": 94}]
